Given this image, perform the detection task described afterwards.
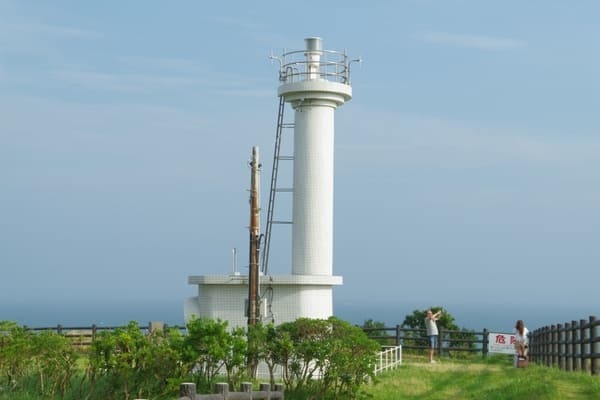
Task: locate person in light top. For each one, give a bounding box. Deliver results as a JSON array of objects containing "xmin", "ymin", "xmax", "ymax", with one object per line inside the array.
[
  {"xmin": 425, "ymin": 309, "xmax": 442, "ymax": 363},
  {"xmin": 513, "ymin": 319, "xmax": 529, "ymax": 365}
]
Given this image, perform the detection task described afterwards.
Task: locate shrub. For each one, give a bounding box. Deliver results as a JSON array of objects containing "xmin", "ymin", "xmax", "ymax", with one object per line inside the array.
[{"xmin": 275, "ymin": 317, "xmax": 379, "ymax": 400}]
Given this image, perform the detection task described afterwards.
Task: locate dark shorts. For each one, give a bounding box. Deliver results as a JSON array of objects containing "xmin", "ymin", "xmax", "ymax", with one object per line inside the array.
[{"xmin": 428, "ymin": 335, "xmax": 438, "ymax": 349}]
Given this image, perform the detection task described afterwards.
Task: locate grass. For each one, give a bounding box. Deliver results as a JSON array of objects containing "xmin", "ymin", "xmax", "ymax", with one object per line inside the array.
[
  {"xmin": 2, "ymin": 355, "xmax": 599, "ymax": 399},
  {"xmin": 359, "ymin": 355, "xmax": 600, "ymax": 400}
]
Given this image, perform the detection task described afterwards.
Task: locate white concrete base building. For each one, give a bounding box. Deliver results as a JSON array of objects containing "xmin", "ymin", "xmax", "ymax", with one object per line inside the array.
[{"xmin": 184, "ymin": 274, "xmax": 342, "ymax": 328}]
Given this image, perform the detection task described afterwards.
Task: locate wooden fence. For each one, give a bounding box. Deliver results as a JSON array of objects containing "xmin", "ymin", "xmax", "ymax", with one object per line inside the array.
[
  {"xmin": 362, "ymin": 325, "xmax": 490, "ymax": 356},
  {"xmin": 27, "ymin": 323, "xmax": 488, "ymax": 356},
  {"xmin": 26, "ymin": 322, "xmax": 182, "ymax": 348},
  {"xmin": 529, "ymin": 315, "xmax": 599, "ymax": 376}
]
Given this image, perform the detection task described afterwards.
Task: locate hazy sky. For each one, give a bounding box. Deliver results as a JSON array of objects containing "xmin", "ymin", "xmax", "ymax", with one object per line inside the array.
[{"xmin": 2, "ymin": 1, "xmax": 599, "ymax": 325}]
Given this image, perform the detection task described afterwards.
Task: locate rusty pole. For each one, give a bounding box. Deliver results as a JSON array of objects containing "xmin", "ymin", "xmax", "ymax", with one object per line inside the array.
[{"xmin": 248, "ymin": 146, "xmax": 261, "ymax": 326}]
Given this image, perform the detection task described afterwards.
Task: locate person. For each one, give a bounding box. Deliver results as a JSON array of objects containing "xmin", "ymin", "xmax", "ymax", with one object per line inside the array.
[
  {"xmin": 513, "ymin": 319, "xmax": 529, "ymax": 367},
  {"xmin": 424, "ymin": 309, "xmax": 442, "ymax": 363}
]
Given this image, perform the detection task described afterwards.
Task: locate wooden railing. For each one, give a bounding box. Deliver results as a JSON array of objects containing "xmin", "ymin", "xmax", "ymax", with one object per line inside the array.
[
  {"xmin": 362, "ymin": 326, "xmax": 490, "ymax": 356},
  {"xmin": 25, "ymin": 322, "xmax": 182, "ymax": 348},
  {"xmin": 27, "ymin": 323, "xmax": 485, "ymax": 356},
  {"xmin": 529, "ymin": 315, "xmax": 599, "ymax": 375}
]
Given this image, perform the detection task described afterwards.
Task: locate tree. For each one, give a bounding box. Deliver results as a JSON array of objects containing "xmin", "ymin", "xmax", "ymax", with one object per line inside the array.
[
  {"xmin": 87, "ymin": 321, "xmax": 150, "ymax": 400},
  {"xmin": 221, "ymin": 326, "xmax": 247, "ymax": 389},
  {"xmin": 0, "ymin": 321, "xmax": 35, "ymax": 390},
  {"xmin": 87, "ymin": 321, "xmax": 185, "ymax": 400},
  {"xmin": 361, "ymin": 319, "xmax": 394, "ymax": 346},
  {"xmin": 324, "ymin": 318, "xmax": 379, "ymax": 399},
  {"xmin": 32, "ymin": 330, "xmax": 78, "ymax": 398},
  {"xmin": 274, "ymin": 317, "xmax": 379, "ymax": 400},
  {"xmin": 183, "ymin": 317, "xmax": 230, "ymax": 390}
]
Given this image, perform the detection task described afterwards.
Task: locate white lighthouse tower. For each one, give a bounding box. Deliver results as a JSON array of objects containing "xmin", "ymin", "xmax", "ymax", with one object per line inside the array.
[
  {"xmin": 185, "ymin": 37, "xmax": 354, "ymax": 327},
  {"xmin": 278, "ymin": 37, "xmax": 351, "ymax": 313}
]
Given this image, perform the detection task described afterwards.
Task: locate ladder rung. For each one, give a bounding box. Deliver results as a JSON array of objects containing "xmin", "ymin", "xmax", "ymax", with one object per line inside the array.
[
  {"xmin": 278, "ymin": 156, "xmax": 294, "ymax": 161},
  {"xmin": 282, "ymin": 123, "xmax": 295, "ymax": 128},
  {"xmin": 272, "ymin": 220, "xmax": 293, "ymax": 225},
  {"xmin": 275, "ymin": 188, "xmax": 293, "ymax": 193}
]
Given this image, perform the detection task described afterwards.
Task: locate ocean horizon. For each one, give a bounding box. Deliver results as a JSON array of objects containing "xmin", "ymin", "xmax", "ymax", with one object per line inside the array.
[{"xmin": 1, "ymin": 300, "xmax": 596, "ymax": 334}]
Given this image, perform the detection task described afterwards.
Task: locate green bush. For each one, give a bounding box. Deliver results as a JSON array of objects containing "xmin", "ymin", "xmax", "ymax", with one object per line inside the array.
[
  {"xmin": 87, "ymin": 321, "xmax": 184, "ymax": 399},
  {"xmin": 275, "ymin": 317, "xmax": 379, "ymax": 400},
  {"xmin": 1, "ymin": 317, "xmax": 381, "ymax": 400},
  {"xmin": 0, "ymin": 321, "xmax": 35, "ymax": 391}
]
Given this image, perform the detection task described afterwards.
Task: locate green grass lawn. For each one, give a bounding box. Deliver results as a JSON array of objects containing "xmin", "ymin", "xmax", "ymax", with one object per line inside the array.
[
  {"xmin": 3, "ymin": 355, "xmax": 599, "ymax": 400},
  {"xmin": 359, "ymin": 355, "xmax": 600, "ymax": 400}
]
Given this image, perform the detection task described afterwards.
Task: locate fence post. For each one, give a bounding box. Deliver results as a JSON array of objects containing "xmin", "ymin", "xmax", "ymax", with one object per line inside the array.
[
  {"xmin": 438, "ymin": 328, "xmax": 444, "ymax": 356},
  {"xmin": 216, "ymin": 382, "xmax": 229, "ymax": 397},
  {"xmin": 590, "ymin": 316, "xmax": 598, "ymax": 376},
  {"xmin": 558, "ymin": 324, "xmax": 565, "ymax": 371},
  {"xmin": 572, "ymin": 320, "xmax": 580, "ymax": 371},
  {"xmin": 540, "ymin": 326, "xmax": 547, "ymax": 366},
  {"xmin": 395, "ymin": 324, "xmax": 401, "ymax": 347},
  {"xmin": 179, "ymin": 382, "xmax": 196, "ymax": 399},
  {"xmin": 57, "ymin": 324, "xmax": 63, "ymax": 335},
  {"xmin": 565, "ymin": 322, "xmax": 572, "ymax": 371},
  {"xmin": 551, "ymin": 325, "xmax": 558, "ymax": 367},
  {"xmin": 241, "ymin": 382, "xmax": 252, "ymax": 392},
  {"xmin": 546, "ymin": 326, "xmax": 553, "ymax": 366},
  {"xmin": 580, "ymin": 318, "xmax": 589, "ymax": 373},
  {"xmin": 528, "ymin": 329, "xmax": 534, "ymax": 362},
  {"xmin": 259, "ymin": 383, "xmax": 271, "ymax": 399},
  {"xmin": 533, "ymin": 328, "xmax": 540, "ymax": 362},
  {"xmin": 482, "ymin": 329, "xmax": 489, "ymax": 356}
]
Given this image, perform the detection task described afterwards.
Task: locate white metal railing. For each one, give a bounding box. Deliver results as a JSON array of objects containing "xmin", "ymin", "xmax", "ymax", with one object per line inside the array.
[
  {"xmin": 374, "ymin": 345, "xmax": 403, "ymax": 375},
  {"xmin": 278, "ymin": 48, "xmax": 350, "ymax": 84}
]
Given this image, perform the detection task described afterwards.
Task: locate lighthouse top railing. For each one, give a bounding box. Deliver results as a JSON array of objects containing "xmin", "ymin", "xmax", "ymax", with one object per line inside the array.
[{"xmin": 275, "ymin": 48, "xmax": 353, "ymax": 85}]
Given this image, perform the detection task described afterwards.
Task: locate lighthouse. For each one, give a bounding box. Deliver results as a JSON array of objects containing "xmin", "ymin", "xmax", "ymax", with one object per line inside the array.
[{"xmin": 185, "ymin": 37, "xmax": 354, "ymax": 327}]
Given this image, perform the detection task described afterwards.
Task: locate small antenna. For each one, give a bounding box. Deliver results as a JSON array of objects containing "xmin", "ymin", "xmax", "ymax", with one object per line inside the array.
[{"xmin": 232, "ymin": 247, "xmax": 239, "ymax": 275}]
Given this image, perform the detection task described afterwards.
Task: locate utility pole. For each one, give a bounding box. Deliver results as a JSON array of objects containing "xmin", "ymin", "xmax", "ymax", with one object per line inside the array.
[{"xmin": 247, "ymin": 146, "xmax": 261, "ymax": 326}]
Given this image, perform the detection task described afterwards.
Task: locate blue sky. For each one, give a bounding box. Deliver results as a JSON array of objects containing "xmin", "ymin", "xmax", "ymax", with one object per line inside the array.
[{"xmin": 1, "ymin": 1, "xmax": 599, "ymax": 326}]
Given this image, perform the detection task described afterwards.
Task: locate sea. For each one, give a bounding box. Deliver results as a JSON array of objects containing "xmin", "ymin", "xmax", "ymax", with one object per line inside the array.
[{"xmin": 1, "ymin": 300, "xmax": 596, "ymax": 334}]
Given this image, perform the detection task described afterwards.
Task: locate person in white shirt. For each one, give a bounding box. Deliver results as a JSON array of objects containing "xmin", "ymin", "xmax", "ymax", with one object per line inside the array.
[
  {"xmin": 513, "ymin": 319, "xmax": 529, "ymax": 366},
  {"xmin": 425, "ymin": 309, "xmax": 442, "ymax": 363}
]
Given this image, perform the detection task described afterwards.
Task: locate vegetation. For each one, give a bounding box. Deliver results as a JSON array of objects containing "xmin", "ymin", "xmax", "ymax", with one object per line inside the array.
[
  {"xmin": 0, "ymin": 321, "xmax": 79, "ymax": 398},
  {"xmin": 4, "ymin": 309, "xmax": 598, "ymax": 400},
  {"xmin": 0, "ymin": 317, "xmax": 378, "ymax": 400},
  {"xmin": 274, "ymin": 318, "xmax": 379, "ymax": 399},
  {"xmin": 87, "ymin": 321, "xmax": 185, "ymax": 399},
  {"xmin": 357, "ymin": 355, "xmax": 600, "ymax": 400},
  {"xmin": 361, "ymin": 319, "xmax": 396, "ymax": 346}
]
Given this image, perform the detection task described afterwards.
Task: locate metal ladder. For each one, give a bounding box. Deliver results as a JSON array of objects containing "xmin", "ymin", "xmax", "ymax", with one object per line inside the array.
[{"xmin": 261, "ymin": 96, "xmax": 294, "ymax": 275}]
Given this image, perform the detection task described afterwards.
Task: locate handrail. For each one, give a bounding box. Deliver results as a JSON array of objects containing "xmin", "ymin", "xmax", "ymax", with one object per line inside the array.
[{"xmin": 278, "ymin": 48, "xmax": 351, "ymax": 85}]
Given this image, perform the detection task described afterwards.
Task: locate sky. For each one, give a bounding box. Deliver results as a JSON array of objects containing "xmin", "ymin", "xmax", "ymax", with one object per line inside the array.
[{"xmin": 1, "ymin": 1, "xmax": 599, "ymax": 329}]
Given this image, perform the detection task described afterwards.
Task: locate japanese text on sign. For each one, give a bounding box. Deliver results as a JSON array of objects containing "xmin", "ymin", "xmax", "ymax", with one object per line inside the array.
[{"xmin": 488, "ymin": 332, "xmax": 517, "ymax": 354}]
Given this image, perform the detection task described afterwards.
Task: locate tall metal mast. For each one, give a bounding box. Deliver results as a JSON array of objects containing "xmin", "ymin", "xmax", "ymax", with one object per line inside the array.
[{"xmin": 247, "ymin": 146, "xmax": 261, "ymax": 326}]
